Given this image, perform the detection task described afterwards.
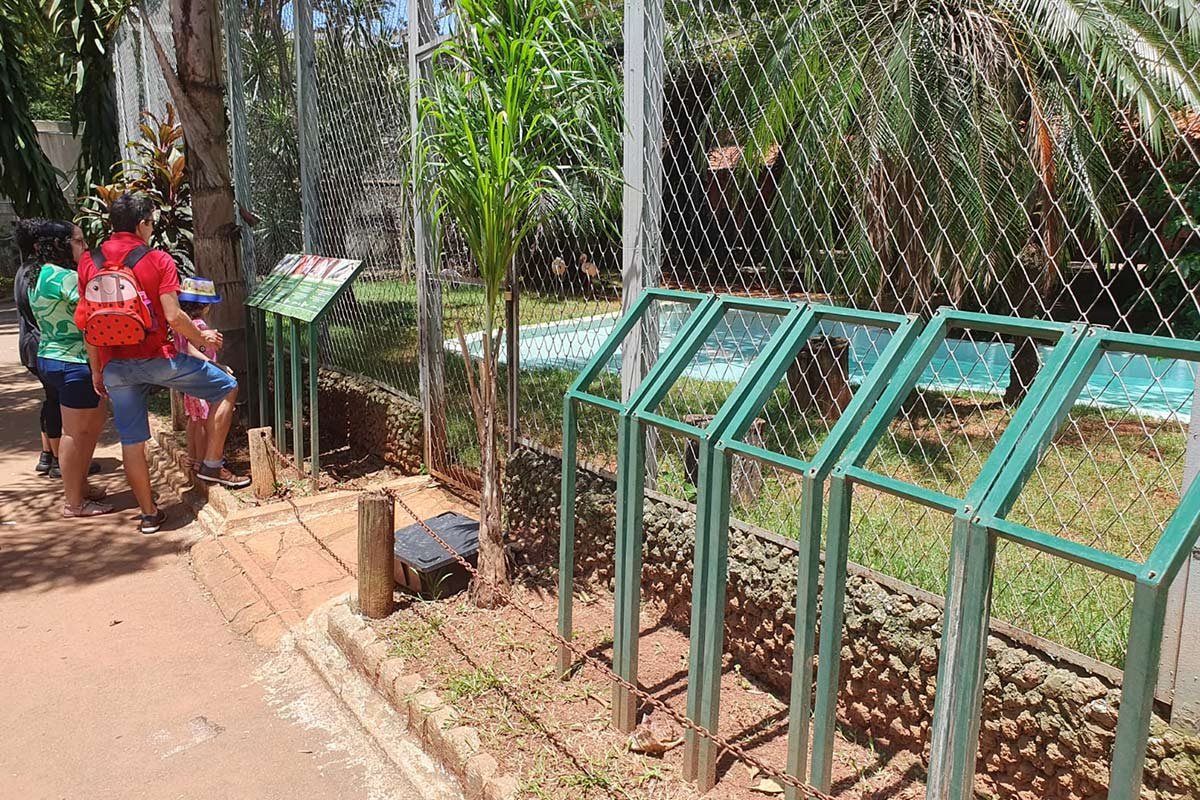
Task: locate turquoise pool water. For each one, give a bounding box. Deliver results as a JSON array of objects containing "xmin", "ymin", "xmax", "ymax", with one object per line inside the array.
[{"xmin": 468, "ymin": 309, "xmax": 1196, "ymax": 420}]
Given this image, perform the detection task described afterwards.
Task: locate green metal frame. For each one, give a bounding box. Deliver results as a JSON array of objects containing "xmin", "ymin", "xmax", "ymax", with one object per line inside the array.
[
  {"xmin": 810, "ymin": 311, "xmax": 1089, "ymax": 793},
  {"xmin": 928, "ymin": 329, "xmax": 1200, "ymax": 800},
  {"xmin": 252, "ymin": 308, "xmax": 328, "ymax": 481},
  {"xmin": 557, "ymin": 294, "xmax": 1200, "ymax": 797},
  {"xmin": 557, "ymin": 288, "xmax": 710, "ymax": 683},
  {"xmin": 681, "ymin": 305, "xmax": 922, "ymax": 792}
]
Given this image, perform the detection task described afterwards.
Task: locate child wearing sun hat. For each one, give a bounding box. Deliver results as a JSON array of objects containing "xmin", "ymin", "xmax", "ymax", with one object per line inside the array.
[{"xmin": 173, "ymin": 277, "xmax": 226, "ymax": 471}]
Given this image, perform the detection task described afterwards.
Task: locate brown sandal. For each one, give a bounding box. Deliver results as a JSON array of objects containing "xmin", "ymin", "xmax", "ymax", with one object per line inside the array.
[{"xmin": 63, "ymin": 500, "xmax": 115, "ymax": 518}]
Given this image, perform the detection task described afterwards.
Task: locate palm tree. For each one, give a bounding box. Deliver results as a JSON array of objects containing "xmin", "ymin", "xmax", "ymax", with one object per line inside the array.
[
  {"xmin": 418, "ymin": 0, "xmax": 620, "ymax": 606},
  {"xmin": 706, "ymin": 0, "xmax": 1200, "ymax": 397}
]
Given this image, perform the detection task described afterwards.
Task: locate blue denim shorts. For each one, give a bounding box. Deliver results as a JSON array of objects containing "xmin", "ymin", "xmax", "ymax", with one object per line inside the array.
[
  {"xmin": 37, "ymin": 357, "xmax": 101, "ymax": 410},
  {"xmin": 104, "ymin": 355, "xmax": 237, "ymax": 445}
]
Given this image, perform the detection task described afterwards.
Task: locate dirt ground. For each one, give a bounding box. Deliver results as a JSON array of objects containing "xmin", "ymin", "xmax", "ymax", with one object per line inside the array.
[{"xmin": 373, "ymin": 583, "xmax": 926, "ymax": 800}]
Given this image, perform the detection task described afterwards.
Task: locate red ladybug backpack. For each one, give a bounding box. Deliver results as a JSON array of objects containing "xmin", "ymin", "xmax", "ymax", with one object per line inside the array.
[{"xmin": 75, "ymin": 246, "xmax": 156, "ymax": 347}]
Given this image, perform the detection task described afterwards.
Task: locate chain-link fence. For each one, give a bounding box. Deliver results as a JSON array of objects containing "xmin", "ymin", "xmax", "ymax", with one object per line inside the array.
[
  {"xmin": 111, "ymin": 0, "xmax": 1199, "ymax": 677},
  {"xmin": 645, "ymin": 0, "xmax": 1200, "ymax": 674},
  {"xmin": 111, "ymin": 0, "xmax": 174, "ymax": 159}
]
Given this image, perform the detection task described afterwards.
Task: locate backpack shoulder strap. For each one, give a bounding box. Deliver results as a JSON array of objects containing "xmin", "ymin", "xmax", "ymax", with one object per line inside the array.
[{"xmin": 122, "ymin": 245, "xmax": 152, "ymax": 269}]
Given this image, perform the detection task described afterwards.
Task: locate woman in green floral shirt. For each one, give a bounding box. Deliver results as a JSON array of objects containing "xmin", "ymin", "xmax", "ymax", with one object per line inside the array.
[{"xmin": 31, "ymin": 221, "xmax": 113, "ymax": 517}]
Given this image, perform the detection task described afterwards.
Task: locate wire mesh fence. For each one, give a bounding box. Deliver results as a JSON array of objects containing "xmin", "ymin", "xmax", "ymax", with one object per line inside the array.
[
  {"xmin": 644, "ymin": 0, "xmax": 1200, "ymax": 672},
  {"xmin": 111, "ymin": 0, "xmax": 175, "ymax": 160},
  {"xmin": 109, "ymin": 0, "xmax": 1200, "ymax": 675}
]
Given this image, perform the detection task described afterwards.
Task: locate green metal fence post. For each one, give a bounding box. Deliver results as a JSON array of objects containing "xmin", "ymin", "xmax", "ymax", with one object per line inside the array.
[
  {"xmin": 255, "ymin": 308, "xmax": 268, "ymax": 427},
  {"xmin": 556, "ymin": 290, "xmax": 710, "ymax": 696},
  {"xmin": 682, "ymin": 440, "xmax": 732, "ymax": 787},
  {"xmin": 272, "ymin": 313, "xmax": 285, "ymax": 451},
  {"xmin": 611, "ymin": 411, "xmax": 647, "ymax": 731},
  {"xmin": 809, "ymin": 314, "xmax": 1084, "ymax": 794},
  {"xmin": 680, "ymin": 304, "xmax": 809, "ymax": 791},
  {"xmin": 808, "ymin": 470, "xmax": 853, "ymax": 792},
  {"xmin": 308, "ymin": 321, "xmax": 320, "ymax": 479},
  {"xmin": 782, "ymin": 472, "xmax": 823, "ymax": 795},
  {"xmin": 558, "ymin": 394, "xmax": 579, "ymax": 675},
  {"xmin": 290, "ymin": 318, "xmax": 304, "ymax": 466},
  {"xmin": 1108, "ymin": 579, "xmax": 1169, "ymax": 800},
  {"xmin": 610, "ymin": 295, "xmax": 725, "ymax": 732},
  {"xmin": 926, "ymin": 515, "xmax": 995, "ymax": 800}
]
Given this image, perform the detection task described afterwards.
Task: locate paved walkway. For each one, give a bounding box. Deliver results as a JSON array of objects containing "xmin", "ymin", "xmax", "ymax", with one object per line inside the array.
[{"xmin": 0, "ymin": 305, "xmax": 429, "ymax": 800}]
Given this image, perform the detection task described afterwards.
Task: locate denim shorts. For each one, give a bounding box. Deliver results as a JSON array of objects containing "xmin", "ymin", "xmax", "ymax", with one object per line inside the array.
[
  {"xmin": 37, "ymin": 357, "xmax": 101, "ymax": 410},
  {"xmin": 104, "ymin": 355, "xmax": 237, "ymax": 445}
]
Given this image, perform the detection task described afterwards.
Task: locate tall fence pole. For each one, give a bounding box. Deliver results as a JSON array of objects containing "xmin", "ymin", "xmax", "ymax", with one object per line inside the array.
[
  {"xmin": 295, "ymin": 0, "xmax": 321, "ymax": 253},
  {"xmin": 221, "ymin": 0, "xmax": 260, "ymax": 423},
  {"xmin": 621, "ymin": 0, "xmax": 665, "ymax": 484},
  {"xmin": 409, "ymin": 0, "xmax": 447, "ymax": 477},
  {"xmin": 1163, "ymin": 372, "xmax": 1200, "ymax": 729}
]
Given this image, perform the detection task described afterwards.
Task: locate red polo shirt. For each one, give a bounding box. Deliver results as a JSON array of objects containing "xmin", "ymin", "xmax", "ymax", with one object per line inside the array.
[{"xmin": 78, "ymin": 232, "xmax": 181, "ymax": 362}]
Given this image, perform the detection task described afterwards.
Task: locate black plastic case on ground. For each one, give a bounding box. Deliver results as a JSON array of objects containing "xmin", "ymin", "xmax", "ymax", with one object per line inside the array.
[{"xmin": 392, "ymin": 512, "xmax": 480, "ymax": 596}]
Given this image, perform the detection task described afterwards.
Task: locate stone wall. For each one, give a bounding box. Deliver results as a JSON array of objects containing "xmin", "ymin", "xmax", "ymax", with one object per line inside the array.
[
  {"xmin": 504, "ymin": 443, "xmax": 1200, "ymax": 800},
  {"xmin": 316, "ymin": 368, "xmax": 423, "ymax": 474}
]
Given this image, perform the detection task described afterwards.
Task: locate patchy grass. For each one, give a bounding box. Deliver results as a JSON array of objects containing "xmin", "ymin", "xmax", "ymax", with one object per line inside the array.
[{"xmin": 386, "ymin": 608, "xmax": 445, "ymax": 660}]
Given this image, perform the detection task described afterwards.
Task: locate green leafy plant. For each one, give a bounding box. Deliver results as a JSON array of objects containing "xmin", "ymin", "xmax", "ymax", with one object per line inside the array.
[
  {"xmin": 46, "ymin": 0, "xmax": 130, "ymax": 188},
  {"xmin": 418, "ymin": 0, "xmax": 620, "ymax": 606},
  {"xmin": 0, "ymin": 0, "xmax": 70, "ymax": 218},
  {"xmin": 77, "ymin": 105, "xmax": 193, "ymax": 271},
  {"xmin": 700, "ymin": 0, "xmax": 1199, "ymax": 399},
  {"xmin": 713, "ymin": 0, "xmax": 1200, "ymax": 304}
]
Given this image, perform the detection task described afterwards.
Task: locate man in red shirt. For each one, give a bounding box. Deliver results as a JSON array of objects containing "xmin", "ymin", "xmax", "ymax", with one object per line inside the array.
[{"xmin": 81, "ymin": 193, "xmax": 250, "ymax": 534}]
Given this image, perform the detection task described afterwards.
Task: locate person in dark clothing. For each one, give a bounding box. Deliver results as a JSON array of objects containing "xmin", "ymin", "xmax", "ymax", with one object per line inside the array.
[{"xmin": 13, "ymin": 218, "xmax": 61, "ymax": 475}]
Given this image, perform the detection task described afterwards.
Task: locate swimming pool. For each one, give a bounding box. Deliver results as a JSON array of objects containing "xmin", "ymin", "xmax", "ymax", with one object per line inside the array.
[{"xmin": 461, "ymin": 308, "xmax": 1196, "ymax": 420}]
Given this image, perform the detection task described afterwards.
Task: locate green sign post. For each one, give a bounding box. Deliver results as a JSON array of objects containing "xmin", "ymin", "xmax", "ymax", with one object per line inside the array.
[{"xmin": 246, "ymin": 254, "xmax": 365, "ymax": 481}]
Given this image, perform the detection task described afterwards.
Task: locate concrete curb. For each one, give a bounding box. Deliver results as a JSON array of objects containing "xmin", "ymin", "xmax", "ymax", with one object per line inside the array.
[
  {"xmin": 323, "ymin": 595, "xmax": 520, "ymax": 800},
  {"xmin": 297, "ymin": 595, "xmax": 465, "ymax": 800}
]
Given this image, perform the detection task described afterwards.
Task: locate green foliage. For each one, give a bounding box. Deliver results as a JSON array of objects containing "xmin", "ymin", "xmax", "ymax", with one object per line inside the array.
[
  {"xmin": 47, "ymin": 0, "xmax": 129, "ymax": 189},
  {"xmin": 0, "ymin": 0, "xmax": 70, "ymax": 218},
  {"xmin": 419, "ymin": 0, "xmax": 621, "ymax": 339},
  {"xmin": 16, "ymin": 5, "xmax": 71, "ymax": 120},
  {"xmin": 706, "ymin": 0, "xmax": 1200, "ymax": 311},
  {"xmin": 1132, "ymin": 151, "xmax": 1200, "ymax": 338},
  {"xmin": 77, "ymin": 106, "xmax": 193, "ymax": 270},
  {"xmin": 239, "ymin": 6, "xmax": 300, "ymax": 269}
]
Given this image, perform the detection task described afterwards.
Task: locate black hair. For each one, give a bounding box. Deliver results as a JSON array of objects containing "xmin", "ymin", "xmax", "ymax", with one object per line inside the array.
[
  {"xmin": 35, "ymin": 220, "xmax": 78, "ymax": 270},
  {"xmin": 15, "ymin": 218, "xmax": 48, "ymax": 260},
  {"xmin": 110, "ymin": 193, "xmax": 155, "ymax": 234},
  {"xmin": 179, "ymin": 300, "xmax": 210, "ymax": 317}
]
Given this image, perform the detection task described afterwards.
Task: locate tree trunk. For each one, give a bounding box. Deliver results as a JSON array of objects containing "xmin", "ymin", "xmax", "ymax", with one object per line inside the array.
[
  {"xmin": 1003, "ymin": 108, "xmax": 1062, "ymax": 405},
  {"xmin": 472, "ymin": 328, "xmax": 508, "ymax": 608},
  {"xmin": 1005, "ymin": 338, "xmax": 1041, "ymax": 405},
  {"xmin": 147, "ymin": 0, "xmax": 247, "ymax": 376}
]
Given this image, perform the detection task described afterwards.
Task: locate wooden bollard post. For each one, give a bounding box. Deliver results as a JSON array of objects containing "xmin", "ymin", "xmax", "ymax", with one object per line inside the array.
[
  {"xmin": 357, "ymin": 492, "xmax": 395, "ymax": 618},
  {"xmin": 248, "ymin": 427, "xmax": 277, "ymax": 500}
]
